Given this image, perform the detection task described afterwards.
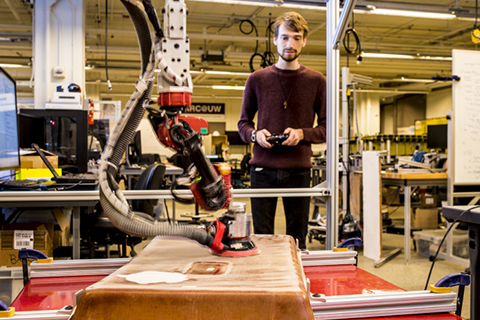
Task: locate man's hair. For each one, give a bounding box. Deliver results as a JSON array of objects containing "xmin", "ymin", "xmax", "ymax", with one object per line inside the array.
[{"xmin": 274, "ymin": 12, "xmax": 309, "ymax": 38}]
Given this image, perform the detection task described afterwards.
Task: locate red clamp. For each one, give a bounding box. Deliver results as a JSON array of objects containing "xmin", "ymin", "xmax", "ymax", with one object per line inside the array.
[{"xmin": 208, "ymin": 220, "xmax": 225, "ymax": 252}]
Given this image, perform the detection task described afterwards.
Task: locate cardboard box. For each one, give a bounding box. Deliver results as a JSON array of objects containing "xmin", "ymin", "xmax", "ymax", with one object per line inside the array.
[
  {"xmin": 3, "ymin": 208, "xmax": 70, "ymax": 250},
  {"xmin": 420, "ymin": 193, "xmax": 437, "ymax": 208},
  {"xmin": 20, "ymin": 149, "xmax": 58, "ymax": 169},
  {"xmin": 382, "ymin": 186, "xmax": 400, "ymax": 205},
  {"xmin": 52, "ymin": 208, "xmax": 70, "ymax": 248},
  {"xmin": 412, "ymin": 208, "xmax": 439, "ymax": 229},
  {"xmin": 0, "ymin": 230, "xmax": 52, "ymax": 268}
]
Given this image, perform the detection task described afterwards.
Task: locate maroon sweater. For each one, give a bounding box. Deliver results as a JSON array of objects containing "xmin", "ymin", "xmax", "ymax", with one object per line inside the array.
[{"xmin": 238, "ymin": 64, "xmax": 327, "ymax": 169}]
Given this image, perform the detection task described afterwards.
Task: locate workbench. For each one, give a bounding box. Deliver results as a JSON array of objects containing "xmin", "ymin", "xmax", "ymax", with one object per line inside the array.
[
  {"xmin": 0, "ymin": 165, "xmax": 184, "ymax": 259},
  {"xmin": 381, "ymin": 172, "xmax": 448, "ymax": 263},
  {"xmin": 6, "ymin": 235, "xmax": 464, "ymax": 320}
]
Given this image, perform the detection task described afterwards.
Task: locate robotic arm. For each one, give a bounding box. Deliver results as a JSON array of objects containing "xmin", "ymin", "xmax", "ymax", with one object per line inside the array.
[
  {"xmin": 146, "ymin": 0, "xmax": 230, "ymax": 211},
  {"xmin": 97, "ymin": 0, "xmax": 258, "ymax": 256}
]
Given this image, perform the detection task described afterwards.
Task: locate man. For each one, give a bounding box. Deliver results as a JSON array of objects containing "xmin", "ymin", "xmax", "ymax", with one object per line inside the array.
[{"xmin": 237, "ymin": 11, "xmax": 327, "ymax": 250}]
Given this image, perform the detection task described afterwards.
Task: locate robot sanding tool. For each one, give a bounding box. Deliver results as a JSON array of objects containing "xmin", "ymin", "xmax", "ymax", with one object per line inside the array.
[{"xmin": 208, "ymin": 202, "xmax": 260, "ymax": 257}]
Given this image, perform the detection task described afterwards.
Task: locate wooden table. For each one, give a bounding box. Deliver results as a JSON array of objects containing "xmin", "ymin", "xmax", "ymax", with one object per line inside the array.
[{"xmin": 381, "ymin": 172, "xmax": 448, "ymax": 263}]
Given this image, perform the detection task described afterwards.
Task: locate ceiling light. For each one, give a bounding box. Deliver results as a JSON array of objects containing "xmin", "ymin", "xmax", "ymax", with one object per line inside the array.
[
  {"xmin": 362, "ymin": 53, "xmax": 415, "ymax": 59},
  {"xmin": 187, "ymin": 0, "xmax": 326, "ymax": 10},
  {"xmin": 0, "ymin": 63, "xmax": 28, "ymax": 68},
  {"xmin": 365, "ymin": 7, "xmax": 456, "ymax": 19},
  {"xmin": 362, "ymin": 53, "xmax": 452, "ymax": 61},
  {"xmin": 190, "ymin": 70, "xmax": 251, "ymax": 76},
  {"xmin": 212, "ymin": 85, "xmax": 245, "ymax": 90},
  {"xmin": 399, "ymin": 77, "xmax": 436, "ymax": 83}
]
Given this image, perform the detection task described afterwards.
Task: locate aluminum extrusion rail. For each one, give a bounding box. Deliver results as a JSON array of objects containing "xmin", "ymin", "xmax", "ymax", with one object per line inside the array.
[
  {"xmin": 310, "ymin": 290, "xmax": 457, "ymax": 319},
  {"xmin": 0, "ymin": 187, "xmax": 330, "ymax": 203},
  {"xmin": 301, "ymin": 250, "xmax": 357, "ymax": 266}
]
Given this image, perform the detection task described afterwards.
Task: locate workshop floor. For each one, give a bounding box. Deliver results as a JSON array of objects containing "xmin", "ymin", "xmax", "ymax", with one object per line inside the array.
[{"xmin": 141, "ymin": 198, "xmax": 472, "ymax": 320}]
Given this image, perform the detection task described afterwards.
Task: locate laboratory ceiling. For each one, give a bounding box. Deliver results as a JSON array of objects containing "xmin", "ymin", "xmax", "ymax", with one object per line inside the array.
[{"xmin": 1, "ymin": 0, "xmax": 479, "ymax": 102}]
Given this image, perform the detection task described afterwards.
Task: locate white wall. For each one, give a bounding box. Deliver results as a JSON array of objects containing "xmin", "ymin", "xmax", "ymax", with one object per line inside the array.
[
  {"xmin": 137, "ymin": 119, "xmax": 175, "ymax": 161},
  {"xmin": 426, "ymin": 88, "xmax": 451, "ymax": 119},
  {"xmin": 358, "ymin": 92, "xmax": 381, "ymax": 136},
  {"xmin": 223, "ymin": 98, "xmax": 243, "ymax": 131}
]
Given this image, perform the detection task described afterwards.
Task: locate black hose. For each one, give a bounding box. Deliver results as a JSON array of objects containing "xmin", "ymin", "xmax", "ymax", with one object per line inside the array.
[
  {"xmin": 141, "ymin": 0, "xmax": 163, "ymax": 38},
  {"xmin": 121, "ymin": 0, "xmax": 153, "ymax": 73}
]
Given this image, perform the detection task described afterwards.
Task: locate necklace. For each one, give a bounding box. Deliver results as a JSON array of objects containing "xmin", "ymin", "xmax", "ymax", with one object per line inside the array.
[{"xmin": 275, "ymin": 67, "xmax": 299, "ymax": 109}]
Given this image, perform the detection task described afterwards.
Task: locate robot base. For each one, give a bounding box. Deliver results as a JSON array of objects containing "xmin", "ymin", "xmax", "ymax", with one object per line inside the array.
[{"xmin": 210, "ymin": 237, "xmax": 261, "ymax": 257}]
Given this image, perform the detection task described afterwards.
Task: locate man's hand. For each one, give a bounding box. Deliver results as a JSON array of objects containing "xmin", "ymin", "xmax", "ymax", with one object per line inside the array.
[
  {"xmin": 256, "ymin": 129, "xmax": 273, "ymax": 148},
  {"xmin": 283, "ymin": 128, "xmax": 303, "ymax": 146}
]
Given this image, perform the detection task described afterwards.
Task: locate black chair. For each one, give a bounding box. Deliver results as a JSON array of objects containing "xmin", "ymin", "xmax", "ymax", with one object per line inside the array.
[
  {"xmin": 131, "ymin": 163, "xmax": 166, "ymax": 217},
  {"xmin": 230, "ymin": 153, "xmax": 251, "ymax": 188},
  {"xmin": 83, "ymin": 163, "xmax": 166, "ymax": 258},
  {"xmin": 168, "ymin": 153, "xmax": 192, "ymax": 171}
]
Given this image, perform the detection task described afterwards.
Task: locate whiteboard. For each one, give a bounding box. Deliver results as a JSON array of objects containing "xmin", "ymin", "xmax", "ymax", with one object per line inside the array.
[{"xmin": 452, "ymin": 49, "xmax": 480, "ymax": 185}]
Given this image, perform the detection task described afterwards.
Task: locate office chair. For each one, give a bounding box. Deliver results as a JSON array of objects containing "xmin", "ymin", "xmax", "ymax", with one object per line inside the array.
[
  {"xmin": 83, "ymin": 163, "xmax": 166, "ymax": 258},
  {"xmin": 131, "ymin": 163, "xmax": 166, "ymax": 217},
  {"xmin": 168, "ymin": 153, "xmax": 193, "ymax": 171},
  {"xmin": 230, "ymin": 153, "xmax": 251, "ymax": 189}
]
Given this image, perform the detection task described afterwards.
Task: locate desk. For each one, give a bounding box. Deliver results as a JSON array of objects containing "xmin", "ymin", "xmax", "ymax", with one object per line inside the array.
[
  {"xmin": 0, "ymin": 187, "xmax": 327, "ymax": 260},
  {"xmin": 0, "ymin": 192, "xmax": 98, "ymax": 260},
  {"xmin": 0, "ymin": 189, "xmax": 187, "ymax": 260},
  {"xmin": 381, "ymin": 172, "xmax": 448, "ymax": 263}
]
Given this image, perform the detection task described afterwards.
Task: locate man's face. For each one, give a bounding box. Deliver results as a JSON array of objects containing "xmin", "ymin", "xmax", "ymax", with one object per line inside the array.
[{"xmin": 273, "ymin": 23, "xmax": 307, "ymax": 62}]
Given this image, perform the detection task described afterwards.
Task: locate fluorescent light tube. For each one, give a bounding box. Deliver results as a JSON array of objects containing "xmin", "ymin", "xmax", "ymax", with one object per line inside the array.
[
  {"xmin": 368, "ymin": 8, "xmax": 456, "ymax": 19},
  {"xmin": 187, "ymin": 0, "xmax": 326, "ymax": 10},
  {"xmin": 212, "ymin": 85, "xmax": 246, "ymax": 90},
  {"xmin": 0, "ymin": 63, "xmax": 27, "ymax": 68},
  {"xmin": 362, "ymin": 53, "xmax": 452, "ymax": 61},
  {"xmin": 190, "ymin": 70, "xmax": 251, "ymax": 76}
]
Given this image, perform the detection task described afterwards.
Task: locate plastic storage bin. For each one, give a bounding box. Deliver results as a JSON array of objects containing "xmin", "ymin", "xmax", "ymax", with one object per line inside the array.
[{"xmin": 413, "ymin": 229, "xmax": 468, "ymax": 259}]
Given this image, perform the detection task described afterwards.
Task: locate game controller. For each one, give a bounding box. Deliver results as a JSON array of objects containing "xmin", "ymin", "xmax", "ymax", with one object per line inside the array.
[{"xmin": 266, "ymin": 134, "xmax": 289, "ymax": 145}]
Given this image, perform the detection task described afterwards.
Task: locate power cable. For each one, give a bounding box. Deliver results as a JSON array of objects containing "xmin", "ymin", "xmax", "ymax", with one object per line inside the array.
[
  {"xmin": 424, "ymin": 205, "xmax": 480, "ymax": 290},
  {"xmin": 239, "ymin": 19, "xmax": 275, "ymax": 72},
  {"xmin": 342, "ymin": 13, "xmax": 362, "ymax": 65},
  {"xmin": 262, "ymin": 20, "xmax": 276, "ymax": 67},
  {"xmin": 105, "ymin": 0, "xmax": 112, "ymax": 90}
]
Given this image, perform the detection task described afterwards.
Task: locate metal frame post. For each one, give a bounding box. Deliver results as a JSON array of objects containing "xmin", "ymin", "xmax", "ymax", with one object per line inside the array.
[{"xmin": 325, "ymin": 0, "xmax": 340, "ymax": 249}]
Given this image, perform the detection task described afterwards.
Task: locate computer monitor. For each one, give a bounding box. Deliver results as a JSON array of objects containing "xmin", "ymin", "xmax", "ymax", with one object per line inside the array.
[
  {"xmin": 89, "ymin": 119, "xmax": 110, "ymax": 149},
  {"xmin": 19, "ymin": 108, "xmax": 89, "ymax": 173},
  {"xmin": 427, "ymin": 124, "xmax": 448, "ymax": 150},
  {"xmin": 18, "ymin": 113, "xmax": 46, "ymax": 149},
  {"xmin": 88, "ymin": 119, "xmax": 109, "ymax": 160},
  {"xmin": 226, "ymin": 131, "xmax": 249, "ymax": 145},
  {"xmin": 0, "ymin": 67, "xmax": 20, "ymax": 171},
  {"xmin": 215, "ymin": 141, "xmax": 223, "ymax": 156},
  {"xmin": 128, "ymin": 131, "xmax": 161, "ymax": 166},
  {"xmin": 129, "ymin": 131, "xmax": 142, "ymax": 160}
]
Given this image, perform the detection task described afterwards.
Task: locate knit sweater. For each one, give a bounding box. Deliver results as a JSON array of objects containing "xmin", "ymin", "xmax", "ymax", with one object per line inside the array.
[{"xmin": 238, "ymin": 64, "xmax": 327, "ymax": 169}]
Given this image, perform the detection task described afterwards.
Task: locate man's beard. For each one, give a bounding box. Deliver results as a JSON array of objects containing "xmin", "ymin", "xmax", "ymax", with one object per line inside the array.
[{"xmin": 278, "ymin": 49, "xmax": 300, "ymax": 62}]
